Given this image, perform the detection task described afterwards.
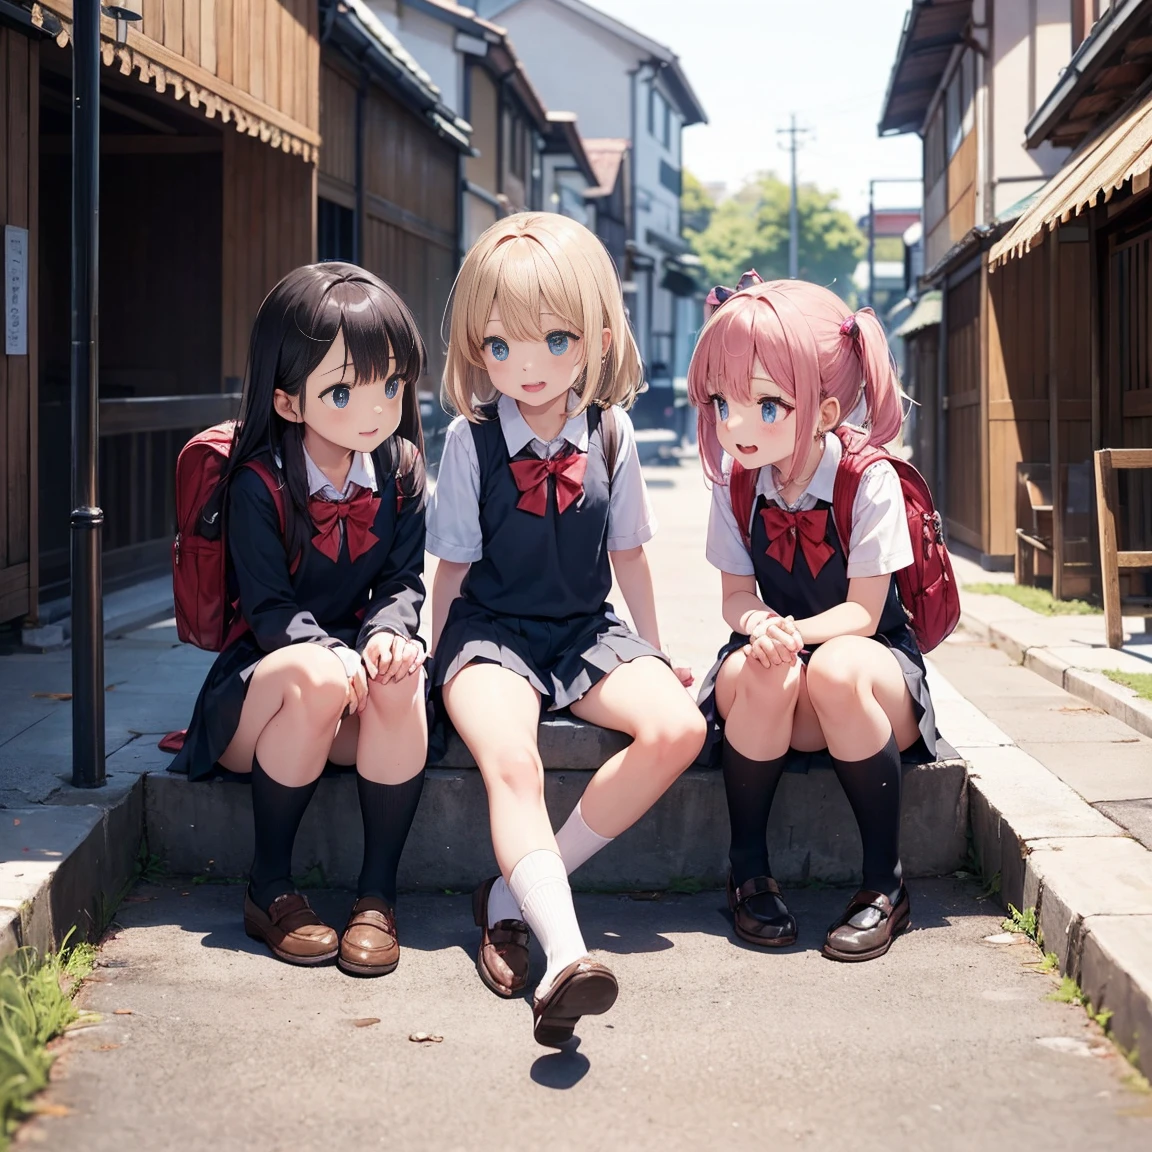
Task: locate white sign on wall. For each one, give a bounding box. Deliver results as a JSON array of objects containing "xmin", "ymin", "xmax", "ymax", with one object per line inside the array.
[{"xmin": 5, "ymin": 225, "xmax": 29, "ymax": 357}]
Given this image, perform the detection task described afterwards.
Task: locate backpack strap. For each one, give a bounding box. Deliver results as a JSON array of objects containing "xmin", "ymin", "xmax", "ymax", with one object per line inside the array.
[
  {"xmin": 830, "ymin": 426, "xmax": 887, "ymax": 558},
  {"xmin": 595, "ymin": 405, "xmax": 618, "ymax": 480},
  {"xmin": 730, "ymin": 462, "xmax": 761, "ymax": 549},
  {"xmin": 242, "ymin": 458, "xmax": 300, "ymax": 575}
]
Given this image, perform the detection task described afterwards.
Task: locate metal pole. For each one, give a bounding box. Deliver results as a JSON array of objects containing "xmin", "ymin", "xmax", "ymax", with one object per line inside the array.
[
  {"xmin": 788, "ymin": 113, "xmax": 799, "ymax": 280},
  {"xmin": 867, "ymin": 180, "xmax": 876, "ymax": 310},
  {"xmin": 71, "ymin": 0, "xmax": 105, "ymax": 788}
]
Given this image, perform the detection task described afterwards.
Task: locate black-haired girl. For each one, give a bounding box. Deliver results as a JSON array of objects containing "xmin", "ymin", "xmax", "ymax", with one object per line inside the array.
[{"xmin": 171, "ymin": 263, "xmax": 428, "ymax": 976}]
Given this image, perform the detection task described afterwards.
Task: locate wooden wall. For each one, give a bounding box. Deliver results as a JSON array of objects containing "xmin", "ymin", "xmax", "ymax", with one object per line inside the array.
[
  {"xmin": 221, "ymin": 130, "xmax": 316, "ymax": 383},
  {"xmin": 944, "ymin": 271, "xmax": 983, "ymax": 550},
  {"xmin": 0, "ymin": 29, "xmax": 39, "ymax": 624},
  {"xmin": 926, "ymin": 130, "xmax": 978, "ymax": 271},
  {"xmin": 904, "ymin": 327, "xmax": 940, "ymax": 496}
]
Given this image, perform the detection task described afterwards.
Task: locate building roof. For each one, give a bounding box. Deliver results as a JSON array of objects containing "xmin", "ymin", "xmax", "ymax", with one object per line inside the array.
[
  {"xmin": 478, "ymin": 0, "xmax": 707, "ymax": 125},
  {"xmin": 893, "ymin": 290, "xmax": 942, "ymax": 338},
  {"xmin": 332, "ymin": 0, "xmax": 473, "ymax": 150},
  {"xmin": 879, "ymin": 0, "xmax": 972, "ymax": 136},
  {"xmin": 1025, "ymin": 0, "xmax": 1152, "ymax": 149},
  {"xmin": 992, "ymin": 85, "xmax": 1152, "ymax": 266},
  {"xmin": 582, "ymin": 137, "xmax": 629, "ymax": 197},
  {"xmin": 543, "ymin": 111, "xmax": 598, "ymax": 185}
]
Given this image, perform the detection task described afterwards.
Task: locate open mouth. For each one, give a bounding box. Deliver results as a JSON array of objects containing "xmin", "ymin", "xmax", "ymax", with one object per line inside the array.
[
  {"xmin": 521, "ymin": 382, "xmax": 547, "ymax": 393},
  {"xmin": 736, "ymin": 444, "xmax": 759, "ymax": 455}
]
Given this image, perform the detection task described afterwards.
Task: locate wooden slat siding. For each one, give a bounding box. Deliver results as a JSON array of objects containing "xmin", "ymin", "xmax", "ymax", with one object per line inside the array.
[
  {"xmin": 200, "ymin": 0, "xmax": 216, "ymax": 76},
  {"xmin": 233, "ymin": 0, "xmax": 250, "ymax": 93},
  {"xmin": 183, "ymin": 0, "xmax": 200, "ymax": 67},
  {"xmin": 945, "ymin": 272, "xmax": 983, "ymax": 548},
  {"xmin": 163, "ymin": 0, "xmax": 183, "ymax": 55},
  {"xmin": 215, "ymin": 0, "xmax": 232, "ymax": 84},
  {"xmin": 265, "ymin": 0, "xmax": 279, "ymax": 127},
  {"xmin": 320, "ymin": 62, "xmax": 357, "ymax": 186},
  {"xmin": 250, "ymin": 0, "xmax": 265, "ymax": 106},
  {"xmin": 305, "ymin": 0, "xmax": 319, "ymax": 134},
  {"xmin": 142, "ymin": 0, "xmax": 164, "ymax": 41}
]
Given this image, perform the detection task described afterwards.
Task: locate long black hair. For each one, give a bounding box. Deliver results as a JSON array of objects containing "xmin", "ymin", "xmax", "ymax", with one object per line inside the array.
[{"xmin": 226, "ymin": 262, "xmax": 427, "ymax": 561}]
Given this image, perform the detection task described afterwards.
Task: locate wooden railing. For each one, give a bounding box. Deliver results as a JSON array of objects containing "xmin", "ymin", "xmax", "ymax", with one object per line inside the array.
[{"xmin": 1094, "ymin": 448, "xmax": 1152, "ymax": 648}]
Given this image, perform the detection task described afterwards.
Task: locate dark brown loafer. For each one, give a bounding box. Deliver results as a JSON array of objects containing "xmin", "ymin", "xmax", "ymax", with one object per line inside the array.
[
  {"xmin": 532, "ymin": 957, "xmax": 619, "ymax": 1048},
  {"xmin": 243, "ymin": 891, "xmax": 338, "ymax": 966},
  {"xmin": 472, "ymin": 877, "xmax": 530, "ymax": 998},
  {"xmin": 727, "ymin": 874, "xmax": 798, "ymax": 947},
  {"xmin": 822, "ymin": 886, "xmax": 911, "ymax": 962},
  {"xmin": 338, "ymin": 896, "xmax": 400, "ymax": 977}
]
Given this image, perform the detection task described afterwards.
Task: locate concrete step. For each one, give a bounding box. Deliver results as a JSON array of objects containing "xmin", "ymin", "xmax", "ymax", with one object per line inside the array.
[{"xmin": 144, "ymin": 718, "xmax": 969, "ymax": 890}]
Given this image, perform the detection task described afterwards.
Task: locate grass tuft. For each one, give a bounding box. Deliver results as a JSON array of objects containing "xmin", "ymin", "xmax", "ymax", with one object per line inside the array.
[
  {"xmin": 1002, "ymin": 903, "xmax": 1040, "ymax": 944},
  {"xmin": 1102, "ymin": 670, "xmax": 1152, "ymax": 701},
  {"xmin": 0, "ymin": 933, "xmax": 95, "ymax": 1146},
  {"xmin": 964, "ymin": 583, "xmax": 1100, "ymax": 616}
]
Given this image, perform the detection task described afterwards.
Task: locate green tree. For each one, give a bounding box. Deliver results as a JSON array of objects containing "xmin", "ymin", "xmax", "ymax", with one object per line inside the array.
[
  {"xmin": 687, "ymin": 172, "xmax": 865, "ymax": 301},
  {"xmin": 681, "ymin": 169, "xmax": 715, "ymax": 236}
]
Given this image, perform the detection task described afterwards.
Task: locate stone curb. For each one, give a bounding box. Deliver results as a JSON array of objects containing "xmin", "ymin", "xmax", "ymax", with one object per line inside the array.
[
  {"xmin": 0, "ymin": 777, "xmax": 144, "ymax": 960},
  {"xmin": 959, "ymin": 598, "xmax": 1152, "ymax": 740},
  {"xmin": 931, "ymin": 662, "xmax": 1152, "ymax": 1079}
]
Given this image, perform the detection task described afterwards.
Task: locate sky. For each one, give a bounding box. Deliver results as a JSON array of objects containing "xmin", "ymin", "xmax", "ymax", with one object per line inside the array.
[{"xmin": 591, "ymin": 0, "xmax": 924, "ymax": 220}]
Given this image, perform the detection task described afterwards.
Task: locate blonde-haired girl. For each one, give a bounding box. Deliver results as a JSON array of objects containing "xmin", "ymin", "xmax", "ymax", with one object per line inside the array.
[{"xmin": 428, "ymin": 213, "xmax": 706, "ymax": 1046}]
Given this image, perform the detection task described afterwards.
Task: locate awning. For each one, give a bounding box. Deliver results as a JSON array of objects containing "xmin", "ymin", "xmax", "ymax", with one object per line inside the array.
[
  {"xmin": 35, "ymin": 2, "xmax": 320, "ymax": 160},
  {"xmin": 990, "ymin": 88, "xmax": 1152, "ymax": 267},
  {"xmin": 893, "ymin": 290, "xmax": 942, "ymax": 338}
]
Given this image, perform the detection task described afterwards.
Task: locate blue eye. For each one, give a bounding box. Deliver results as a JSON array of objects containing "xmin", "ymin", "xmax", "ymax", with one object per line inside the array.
[
  {"xmin": 713, "ymin": 396, "xmax": 729, "ymax": 421},
  {"xmin": 323, "ymin": 385, "xmax": 351, "ymax": 410},
  {"xmin": 385, "ymin": 377, "xmax": 400, "ymax": 399},
  {"xmin": 761, "ymin": 400, "xmax": 779, "ymax": 423},
  {"xmin": 546, "ymin": 331, "xmax": 571, "ymax": 356},
  {"xmin": 486, "ymin": 338, "xmax": 509, "ymax": 362}
]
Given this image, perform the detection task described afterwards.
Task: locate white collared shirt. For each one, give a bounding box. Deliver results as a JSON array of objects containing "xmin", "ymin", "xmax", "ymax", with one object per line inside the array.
[
  {"xmin": 303, "ymin": 447, "xmax": 377, "ymax": 500},
  {"xmin": 427, "ymin": 390, "xmax": 656, "ymax": 562},
  {"xmin": 705, "ymin": 431, "xmax": 913, "ymax": 579}
]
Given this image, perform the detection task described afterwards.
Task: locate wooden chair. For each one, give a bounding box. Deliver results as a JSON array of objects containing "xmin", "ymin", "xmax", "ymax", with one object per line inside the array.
[
  {"xmin": 1094, "ymin": 448, "xmax": 1152, "ymax": 648},
  {"xmin": 1015, "ymin": 463, "xmax": 1054, "ymax": 586}
]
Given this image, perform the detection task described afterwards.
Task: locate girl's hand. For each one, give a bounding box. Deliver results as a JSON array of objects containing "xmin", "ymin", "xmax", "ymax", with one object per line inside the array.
[
  {"xmin": 744, "ymin": 616, "xmax": 802, "ymax": 667},
  {"xmin": 672, "ymin": 664, "xmax": 695, "ymax": 689},
  {"xmin": 363, "ymin": 632, "xmax": 426, "ymax": 683},
  {"xmin": 346, "ymin": 662, "xmax": 369, "ymax": 716}
]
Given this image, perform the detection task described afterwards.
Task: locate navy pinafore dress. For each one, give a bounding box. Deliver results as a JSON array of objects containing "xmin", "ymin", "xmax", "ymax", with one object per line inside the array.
[
  {"xmin": 697, "ymin": 486, "xmax": 937, "ymax": 768},
  {"xmin": 432, "ymin": 404, "xmax": 666, "ymax": 710}
]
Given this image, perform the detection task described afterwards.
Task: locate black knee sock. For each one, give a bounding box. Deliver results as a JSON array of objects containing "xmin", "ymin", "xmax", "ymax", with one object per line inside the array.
[
  {"xmin": 722, "ymin": 740, "xmax": 790, "ymax": 918},
  {"xmin": 249, "ymin": 756, "xmax": 321, "ymax": 909},
  {"xmin": 356, "ymin": 770, "xmax": 426, "ymax": 904},
  {"xmin": 830, "ymin": 733, "xmax": 904, "ymax": 902}
]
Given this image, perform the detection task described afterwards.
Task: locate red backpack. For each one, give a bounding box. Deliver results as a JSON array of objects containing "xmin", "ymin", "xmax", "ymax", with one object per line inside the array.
[
  {"xmin": 730, "ymin": 426, "xmax": 960, "ymax": 652},
  {"xmin": 172, "ymin": 422, "xmax": 287, "ymax": 652}
]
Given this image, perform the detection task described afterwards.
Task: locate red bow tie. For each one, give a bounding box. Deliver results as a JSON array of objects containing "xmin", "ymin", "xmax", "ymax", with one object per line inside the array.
[
  {"xmin": 308, "ymin": 487, "xmax": 381, "ymax": 563},
  {"xmin": 760, "ymin": 506, "xmax": 836, "ymax": 577},
  {"xmin": 508, "ymin": 450, "xmax": 588, "ymax": 516}
]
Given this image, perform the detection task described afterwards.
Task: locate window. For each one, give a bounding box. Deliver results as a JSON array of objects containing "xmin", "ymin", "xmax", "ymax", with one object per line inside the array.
[
  {"xmin": 659, "ymin": 160, "xmax": 681, "ymax": 196},
  {"xmin": 649, "ymin": 86, "xmax": 670, "ymax": 148},
  {"xmin": 318, "ymin": 198, "xmax": 354, "ymax": 263}
]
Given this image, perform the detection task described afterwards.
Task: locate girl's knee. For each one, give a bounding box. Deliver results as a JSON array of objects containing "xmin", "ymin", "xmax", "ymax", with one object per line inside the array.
[
  {"xmin": 734, "ymin": 652, "xmax": 800, "ymax": 703},
  {"xmin": 805, "ymin": 640, "xmax": 866, "ymax": 706},
  {"xmin": 365, "ymin": 669, "xmax": 424, "ymax": 717},
  {"xmin": 273, "ymin": 647, "xmax": 348, "ymax": 720},
  {"xmin": 635, "ymin": 705, "xmax": 708, "ymax": 766},
  {"xmin": 481, "ymin": 745, "xmax": 545, "ymax": 802}
]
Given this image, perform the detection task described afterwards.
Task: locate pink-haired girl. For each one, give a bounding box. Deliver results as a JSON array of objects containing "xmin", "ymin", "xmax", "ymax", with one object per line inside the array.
[{"xmin": 691, "ymin": 276, "xmax": 936, "ymax": 963}]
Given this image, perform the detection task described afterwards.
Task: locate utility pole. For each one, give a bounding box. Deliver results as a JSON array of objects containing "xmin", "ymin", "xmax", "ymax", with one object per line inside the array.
[{"xmin": 777, "ymin": 114, "xmax": 812, "ymax": 279}]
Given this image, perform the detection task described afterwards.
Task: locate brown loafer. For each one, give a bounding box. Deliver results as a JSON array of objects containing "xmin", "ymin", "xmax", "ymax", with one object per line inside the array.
[
  {"xmin": 822, "ymin": 886, "xmax": 911, "ymax": 962},
  {"xmin": 472, "ymin": 877, "xmax": 530, "ymax": 998},
  {"xmin": 243, "ymin": 891, "xmax": 338, "ymax": 966},
  {"xmin": 338, "ymin": 896, "xmax": 400, "ymax": 977},
  {"xmin": 727, "ymin": 873, "xmax": 798, "ymax": 948},
  {"xmin": 532, "ymin": 957, "xmax": 619, "ymax": 1048}
]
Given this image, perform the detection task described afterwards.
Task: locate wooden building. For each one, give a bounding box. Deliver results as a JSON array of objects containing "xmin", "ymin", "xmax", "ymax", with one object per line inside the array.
[{"xmin": 0, "ymin": 0, "xmax": 321, "ymax": 624}]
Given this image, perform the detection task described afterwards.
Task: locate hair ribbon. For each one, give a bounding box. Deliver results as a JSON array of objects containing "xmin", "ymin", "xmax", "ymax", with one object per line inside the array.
[{"xmin": 704, "ymin": 269, "xmax": 764, "ymax": 318}]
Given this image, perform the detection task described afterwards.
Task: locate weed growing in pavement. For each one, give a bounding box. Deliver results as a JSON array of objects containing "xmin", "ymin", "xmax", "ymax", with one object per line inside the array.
[
  {"xmin": 132, "ymin": 842, "xmax": 169, "ymax": 885},
  {"xmin": 667, "ymin": 876, "xmax": 709, "ymax": 895},
  {"xmin": 964, "ymin": 583, "xmax": 1100, "ymax": 615},
  {"xmin": 1002, "ymin": 903, "xmax": 1040, "ymax": 943},
  {"xmin": 1048, "ymin": 976, "xmax": 1114, "ymax": 1029},
  {"xmin": 1032, "ymin": 951, "xmax": 1060, "ymax": 973},
  {"xmin": 0, "ymin": 931, "xmax": 96, "ymax": 1147},
  {"xmin": 1102, "ymin": 670, "xmax": 1152, "ymax": 701},
  {"xmin": 296, "ymin": 863, "xmax": 327, "ymax": 889}
]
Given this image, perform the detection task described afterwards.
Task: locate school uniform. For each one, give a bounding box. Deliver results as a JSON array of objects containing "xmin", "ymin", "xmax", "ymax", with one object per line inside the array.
[
  {"xmin": 170, "ymin": 442, "xmax": 425, "ymax": 781},
  {"xmin": 697, "ymin": 431, "xmax": 937, "ymax": 763},
  {"xmin": 427, "ymin": 391, "xmax": 666, "ymax": 709}
]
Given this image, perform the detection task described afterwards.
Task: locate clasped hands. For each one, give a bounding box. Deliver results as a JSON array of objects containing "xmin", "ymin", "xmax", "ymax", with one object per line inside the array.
[
  {"xmin": 742, "ymin": 611, "xmax": 804, "ymax": 668},
  {"xmin": 338, "ymin": 633, "xmax": 426, "ymax": 717}
]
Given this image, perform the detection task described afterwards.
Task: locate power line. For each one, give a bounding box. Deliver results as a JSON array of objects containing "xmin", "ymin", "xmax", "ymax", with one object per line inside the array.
[{"xmin": 777, "ymin": 115, "xmax": 814, "ymax": 279}]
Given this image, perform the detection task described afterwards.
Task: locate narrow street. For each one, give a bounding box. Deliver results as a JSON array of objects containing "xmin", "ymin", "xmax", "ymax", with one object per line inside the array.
[{"xmin": 26, "ymin": 461, "xmax": 1152, "ymax": 1150}]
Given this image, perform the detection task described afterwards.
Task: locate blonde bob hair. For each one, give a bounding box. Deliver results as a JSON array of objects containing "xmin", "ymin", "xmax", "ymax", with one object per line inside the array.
[{"xmin": 442, "ymin": 212, "xmax": 643, "ymax": 420}]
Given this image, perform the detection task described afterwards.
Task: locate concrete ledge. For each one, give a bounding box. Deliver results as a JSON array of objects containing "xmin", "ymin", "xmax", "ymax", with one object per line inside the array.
[
  {"xmin": 0, "ymin": 775, "xmax": 144, "ymax": 958},
  {"xmin": 144, "ymin": 752, "xmax": 969, "ymax": 891},
  {"xmin": 1078, "ymin": 915, "xmax": 1152, "ymax": 1073}
]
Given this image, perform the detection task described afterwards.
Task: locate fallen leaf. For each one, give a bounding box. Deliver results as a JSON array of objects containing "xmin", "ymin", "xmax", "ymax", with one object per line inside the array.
[
  {"xmin": 97, "ymin": 1044, "xmax": 120, "ymax": 1051},
  {"xmin": 31, "ymin": 692, "xmax": 71, "ymax": 700},
  {"xmin": 30, "ymin": 1103, "xmax": 72, "ymax": 1117},
  {"xmin": 12, "ymin": 819, "xmax": 19, "ymax": 826},
  {"xmin": 408, "ymin": 1032, "xmax": 443, "ymax": 1044},
  {"xmin": 352, "ymin": 1018, "xmax": 381, "ymax": 1028},
  {"xmin": 113, "ymin": 1009, "xmax": 133, "ymax": 1016}
]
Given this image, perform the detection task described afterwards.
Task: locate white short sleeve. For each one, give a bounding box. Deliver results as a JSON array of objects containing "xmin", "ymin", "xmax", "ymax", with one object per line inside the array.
[
  {"xmin": 426, "ymin": 416, "xmax": 483, "ymax": 563},
  {"xmin": 705, "ymin": 466, "xmax": 755, "ymax": 576},
  {"xmin": 605, "ymin": 407, "xmax": 657, "ymax": 551},
  {"xmin": 846, "ymin": 461, "xmax": 914, "ymax": 578}
]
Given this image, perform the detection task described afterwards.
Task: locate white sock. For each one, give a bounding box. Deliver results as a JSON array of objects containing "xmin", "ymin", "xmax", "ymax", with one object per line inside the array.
[
  {"xmin": 555, "ymin": 799, "xmax": 615, "ymax": 875},
  {"xmin": 485, "ymin": 876, "xmax": 522, "ymax": 928},
  {"xmin": 508, "ymin": 850, "xmax": 587, "ymax": 997}
]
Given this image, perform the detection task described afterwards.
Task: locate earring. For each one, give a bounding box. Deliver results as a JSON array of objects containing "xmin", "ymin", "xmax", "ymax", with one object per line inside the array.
[{"xmin": 814, "ymin": 426, "xmax": 824, "ymax": 442}]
